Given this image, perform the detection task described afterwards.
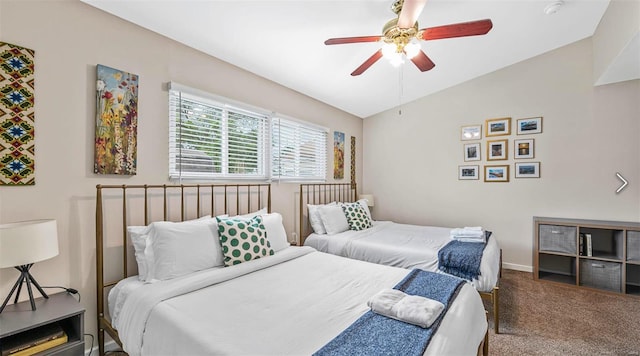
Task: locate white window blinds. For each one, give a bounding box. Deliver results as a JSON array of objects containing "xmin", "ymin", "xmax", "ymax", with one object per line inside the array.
[
  {"xmin": 169, "ymin": 83, "xmax": 327, "ymax": 182},
  {"xmin": 271, "ymin": 116, "xmax": 328, "ymax": 181},
  {"xmin": 169, "ymin": 88, "xmax": 268, "ymax": 180}
]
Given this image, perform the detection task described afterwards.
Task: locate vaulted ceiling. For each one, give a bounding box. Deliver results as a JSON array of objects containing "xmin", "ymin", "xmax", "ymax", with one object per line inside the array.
[{"xmin": 81, "ymin": 0, "xmax": 611, "ymax": 118}]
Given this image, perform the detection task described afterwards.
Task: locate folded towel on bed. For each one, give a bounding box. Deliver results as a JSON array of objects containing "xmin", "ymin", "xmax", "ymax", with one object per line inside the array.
[
  {"xmin": 450, "ymin": 227, "xmax": 486, "ymax": 242},
  {"xmin": 453, "ymin": 236, "xmax": 486, "ymax": 243},
  {"xmin": 450, "ymin": 227, "xmax": 485, "ymax": 237},
  {"xmin": 367, "ymin": 289, "xmax": 445, "ymax": 328}
]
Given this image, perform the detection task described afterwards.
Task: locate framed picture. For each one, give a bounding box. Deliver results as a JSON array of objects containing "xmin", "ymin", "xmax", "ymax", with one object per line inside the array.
[
  {"xmin": 463, "ymin": 143, "xmax": 481, "ymax": 161},
  {"xmin": 485, "ymin": 117, "xmax": 511, "ymax": 137},
  {"xmin": 515, "ymin": 162, "xmax": 540, "ymax": 178},
  {"xmin": 514, "ymin": 138, "xmax": 535, "ymax": 159},
  {"xmin": 333, "ymin": 131, "xmax": 345, "ymax": 179},
  {"xmin": 459, "ymin": 165, "xmax": 479, "ymax": 180},
  {"xmin": 95, "ymin": 64, "xmax": 139, "ymax": 175},
  {"xmin": 487, "ymin": 139, "xmax": 508, "ymax": 160},
  {"xmin": 461, "ymin": 125, "xmax": 482, "ymax": 141},
  {"xmin": 485, "ymin": 165, "xmax": 509, "ymax": 182},
  {"xmin": 517, "ymin": 117, "xmax": 542, "ymax": 135}
]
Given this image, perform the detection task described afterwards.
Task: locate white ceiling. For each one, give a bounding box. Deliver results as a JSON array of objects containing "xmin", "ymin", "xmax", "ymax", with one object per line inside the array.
[{"xmin": 81, "ymin": 0, "xmax": 611, "ymax": 118}]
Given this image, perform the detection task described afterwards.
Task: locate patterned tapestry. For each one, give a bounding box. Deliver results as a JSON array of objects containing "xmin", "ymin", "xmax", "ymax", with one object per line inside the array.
[
  {"xmin": 350, "ymin": 136, "xmax": 356, "ymax": 188},
  {"xmin": 0, "ymin": 42, "xmax": 35, "ymax": 185},
  {"xmin": 333, "ymin": 131, "xmax": 345, "ymax": 180},
  {"xmin": 94, "ymin": 64, "xmax": 138, "ymax": 175}
]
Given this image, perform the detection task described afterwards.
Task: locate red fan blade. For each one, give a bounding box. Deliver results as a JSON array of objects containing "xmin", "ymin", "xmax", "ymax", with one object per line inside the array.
[
  {"xmin": 351, "ymin": 50, "xmax": 383, "ymax": 76},
  {"xmin": 410, "ymin": 50, "xmax": 435, "ymax": 72},
  {"xmin": 325, "ymin": 36, "xmax": 383, "ymax": 45},
  {"xmin": 397, "ymin": 0, "xmax": 427, "ymax": 28},
  {"xmin": 420, "ymin": 19, "xmax": 493, "ymax": 41}
]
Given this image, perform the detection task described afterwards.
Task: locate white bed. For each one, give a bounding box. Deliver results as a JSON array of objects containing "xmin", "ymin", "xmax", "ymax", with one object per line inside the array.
[
  {"xmin": 109, "ymin": 246, "xmax": 487, "ymax": 356},
  {"xmin": 298, "ymin": 183, "xmax": 502, "ymax": 334},
  {"xmin": 96, "ymin": 184, "xmax": 488, "ymax": 355},
  {"xmin": 304, "ymin": 221, "xmax": 500, "ymax": 293}
]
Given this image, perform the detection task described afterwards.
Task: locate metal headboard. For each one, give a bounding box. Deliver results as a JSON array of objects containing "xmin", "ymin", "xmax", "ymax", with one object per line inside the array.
[
  {"xmin": 298, "ymin": 183, "xmax": 356, "ymax": 246},
  {"xmin": 95, "ymin": 183, "xmax": 271, "ymax": 355}
]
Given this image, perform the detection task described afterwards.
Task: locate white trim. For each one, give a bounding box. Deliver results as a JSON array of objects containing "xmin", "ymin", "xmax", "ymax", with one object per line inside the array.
[
  {"xmin": 274, "ymin": 112, "xmax": 329, "ymax": 133},
  {"xmin": 502, "ymin": 262, "xmax": 532, "ymax": 272},
  {"xmin": 168, "ymin": 82, "xmax": 272, "ymax": 117}
]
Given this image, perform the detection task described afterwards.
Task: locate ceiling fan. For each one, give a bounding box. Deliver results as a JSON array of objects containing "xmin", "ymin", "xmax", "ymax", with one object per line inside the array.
[{"xmin": 325, "ymin": 0, "xmax": 493, "ymax": 76}]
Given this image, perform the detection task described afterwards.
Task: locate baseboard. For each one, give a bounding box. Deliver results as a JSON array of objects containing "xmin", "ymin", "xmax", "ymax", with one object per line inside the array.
[{"xmin": 503, "ymin": 262, "xmax": 532, "ymax": 272}]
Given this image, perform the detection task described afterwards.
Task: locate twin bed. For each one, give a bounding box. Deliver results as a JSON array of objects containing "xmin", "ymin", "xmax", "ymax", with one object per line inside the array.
[
  {"xmin": 95, "ymin": 183, "xmax": 489, "ymax": 355},
  {"xmin": 298, "ymin": 183, "xmax": 502, "ymax": 334}
]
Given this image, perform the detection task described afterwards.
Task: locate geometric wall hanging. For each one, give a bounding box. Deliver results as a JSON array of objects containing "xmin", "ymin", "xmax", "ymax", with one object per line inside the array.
[
  {"xmin": 0, "ymin": 42, "xmax": 36, "ymax": 185},
  {"xmin": 94, "ymin": 64, "xmax": 138, "ymax": 175}
]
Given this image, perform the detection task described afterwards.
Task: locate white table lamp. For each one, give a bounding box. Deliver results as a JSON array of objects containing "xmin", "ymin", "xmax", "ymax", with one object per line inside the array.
[
  {"xmin": 359, "ymin": 194, "xmax": 375, "ymax": 207},
  {"xmin": 0, "ymin": 219, "xmax": 59, "ymax": 313}
]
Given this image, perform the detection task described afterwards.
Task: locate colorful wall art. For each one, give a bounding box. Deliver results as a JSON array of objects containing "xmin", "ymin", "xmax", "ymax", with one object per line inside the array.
[
  {"xmin": 95, "ymin": 64, "xmax": 138, "ymax": 175},
  {"xmin": 0, "ymin": 42, "xmax": 36, "ymax": 185},
  {"xmin": 333, "ymin": 131, "xmax": 344, "ymax": 179},
  {"xmin": 350, "ymin": 135, "xmax": 356, "ymax": 187}
]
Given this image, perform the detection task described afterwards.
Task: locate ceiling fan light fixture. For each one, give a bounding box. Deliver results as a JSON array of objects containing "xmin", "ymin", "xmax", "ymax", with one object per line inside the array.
[
  {"xmin": 404, "ymin": 41, "xmax": 421, "ymax": 58},
  {"xmin": 388, "ymin": 53, "xmax": 405, "ymax": 67},
  {"xmin": 323, "ymin": 1, "xmax": 492, "ymax": 75},
  {"xmin": 381, "ymin": 42, "xmax": 397, "ymax": 58}
]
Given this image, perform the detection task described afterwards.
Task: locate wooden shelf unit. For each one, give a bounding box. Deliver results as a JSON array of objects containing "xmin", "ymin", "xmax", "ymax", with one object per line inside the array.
[
  {"xmin": 0, "ymin": 293, "xmax": 85, "ymax": 355},
  {"xmin": 534, "ymin": 217, "xmax": 640, "ymax": 296}
]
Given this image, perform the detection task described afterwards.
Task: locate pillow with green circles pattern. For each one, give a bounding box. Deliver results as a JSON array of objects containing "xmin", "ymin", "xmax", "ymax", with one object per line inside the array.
[
  {"xmin": 341, "ymin": 202, "xmax": 373, "ymax": 231},
  {"xmin": 216, "ymin": 215, "xmax": 274, "ymax": 267}
]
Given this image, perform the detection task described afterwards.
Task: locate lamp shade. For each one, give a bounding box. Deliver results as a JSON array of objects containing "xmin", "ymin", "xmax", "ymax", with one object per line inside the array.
[
  {"xmin": 359, "ymin": 194, "xmax": 375, "ymax": 207},
  {"xmin": 0, "ymin": 219, "xmax": 59, "ymax": 268}
]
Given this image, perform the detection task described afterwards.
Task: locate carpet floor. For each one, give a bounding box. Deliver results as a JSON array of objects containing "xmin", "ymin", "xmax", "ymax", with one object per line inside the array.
[{"xmin": 485, "ymin": 269, "xmax": 640, "ymax": 355}]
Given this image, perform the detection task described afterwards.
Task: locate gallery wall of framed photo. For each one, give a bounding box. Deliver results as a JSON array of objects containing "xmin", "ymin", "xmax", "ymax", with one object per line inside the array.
[{"xmin": 459, "ymin": 116, "xmax": 542, "ymax": 182}]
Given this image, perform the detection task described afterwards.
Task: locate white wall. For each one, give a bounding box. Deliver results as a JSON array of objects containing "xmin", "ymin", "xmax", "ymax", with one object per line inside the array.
[
  {"xmin": 0, "ymin": 0, "xmax": 362, "ymax": 348},
  {"xmin": 592, "ymin": 0, "xmax": 640, "ymax": 84},
  {"xmin": 363, "ymin": 38, "xmax": 640, "ymax": 271}
]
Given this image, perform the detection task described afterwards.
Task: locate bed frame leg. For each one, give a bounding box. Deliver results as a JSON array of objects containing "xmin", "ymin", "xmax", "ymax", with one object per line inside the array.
[
  {"xmin": 483, "ymin": 328, "xmax": 489, "ymax": 356},
  {"xmin": 98, "ymin": 327, "xmax": 105, "ymax": 356},
  {"xmin": 493, "ymin": 286, "xmax": 500, "ymax": 334}
]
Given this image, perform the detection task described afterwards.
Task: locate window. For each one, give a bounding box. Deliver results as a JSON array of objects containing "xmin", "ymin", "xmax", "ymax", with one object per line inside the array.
[
  {"xmin": 272, "ymin": 116, "xmax": 327, "ymax": 181},
  {"xmin": 169, "ymin": 83, "xmax": 327, "ymax": 182},
  {"xmin": 169, "ymin": 86, "xmax": 269, "ymax": 180}
]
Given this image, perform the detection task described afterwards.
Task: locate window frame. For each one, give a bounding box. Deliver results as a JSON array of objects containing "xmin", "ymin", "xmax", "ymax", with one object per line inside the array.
[
  {"xmin": 271, "ymin": 115, "xmax": 328, "ymax": 182},
  {"xmin": 168, "ymin": 82, "xmax": 328, "ymax": 183}
]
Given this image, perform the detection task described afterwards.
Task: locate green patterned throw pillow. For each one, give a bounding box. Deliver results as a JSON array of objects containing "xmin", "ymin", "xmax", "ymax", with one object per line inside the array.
[
  {"xmin": 342, "ymin": 202, "xmax": 373, "ymax": 231},
  {"xmin": 216, "ymin": 215, "xmax": 274, "ymax": 266}
]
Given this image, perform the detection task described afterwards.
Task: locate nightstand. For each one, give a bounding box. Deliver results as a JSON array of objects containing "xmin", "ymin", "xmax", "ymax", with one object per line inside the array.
[{"xmin": 0, "ymin": 293, "xmax": 85, "ymax": 355}]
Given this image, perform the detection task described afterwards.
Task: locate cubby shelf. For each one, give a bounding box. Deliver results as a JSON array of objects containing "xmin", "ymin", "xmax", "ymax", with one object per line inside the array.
[{"xmin": 534, "ymin": 217, "xmax": 640, "ymax": 296}]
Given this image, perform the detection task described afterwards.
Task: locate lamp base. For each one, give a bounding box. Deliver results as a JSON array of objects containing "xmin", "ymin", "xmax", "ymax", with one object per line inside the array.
[{"xmin": 0, "ymin": 264, "xmax": 49, "ymax": 313}]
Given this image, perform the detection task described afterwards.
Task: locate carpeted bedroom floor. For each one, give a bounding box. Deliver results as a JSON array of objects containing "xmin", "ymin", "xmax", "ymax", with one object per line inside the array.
[{"xmin": 485, "ymin": 269, "xmax": 640, "ymax": 355}]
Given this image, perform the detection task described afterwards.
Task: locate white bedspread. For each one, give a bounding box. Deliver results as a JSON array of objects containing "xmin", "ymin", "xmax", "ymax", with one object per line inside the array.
[
  {"xmin": 304, "ymin": 221, "xmax": 500, "ymax": 292},
  {"xmin": 111, "ymin": 246, "xmax": 486, "ymax": 356}
]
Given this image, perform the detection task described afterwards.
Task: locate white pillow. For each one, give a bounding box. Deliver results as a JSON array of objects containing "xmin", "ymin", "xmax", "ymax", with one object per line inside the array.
[
  {"xmin": 356, "ymin": 199, "xmax": 373, "ymax": 220},
  {"xmin": 128, "ymin": 225, "xmax": 152, "ymax": 281},
  {"xmin": 260, "ymin": 212, "xmax": 290, "ymax": 252},
  {"xmin": 223, "ymin": 207, "xmax": 268, "ymax": 220},
  {"xmin": 307, "ymin": 202, "xmax": 336, "ymax": 234},
  {"xmin": 146, "ymin": 217, "xmax": 224, "ymax": 281},
  {"xmin": 318, "ymin": 204, "xmax": 350, "ymax": 235}
]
